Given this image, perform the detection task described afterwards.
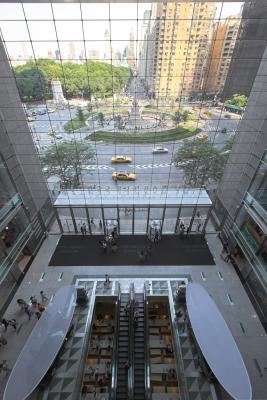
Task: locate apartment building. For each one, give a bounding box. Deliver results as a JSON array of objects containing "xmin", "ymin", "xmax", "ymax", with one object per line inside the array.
[
  {"xmin": 146, "ymin": 2, "xmax": 216, "ymax": 100},
  {"xmin": 205, "ymin": 16, "xmax": 240, "ymax": 95}
]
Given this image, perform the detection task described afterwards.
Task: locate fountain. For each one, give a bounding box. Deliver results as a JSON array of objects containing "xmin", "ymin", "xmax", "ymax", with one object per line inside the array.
[{"xmin": 127, "ymin": 99, "xmax": 144, "ymax": 129}]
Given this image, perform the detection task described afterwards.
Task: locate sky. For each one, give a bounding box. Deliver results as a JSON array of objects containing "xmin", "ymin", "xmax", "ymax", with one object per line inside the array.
[{"xmin": 0, "ymin": 2, "xmax": 243, "ymax": 60}]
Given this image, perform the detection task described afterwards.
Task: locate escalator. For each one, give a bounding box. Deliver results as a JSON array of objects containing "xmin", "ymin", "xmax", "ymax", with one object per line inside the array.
[
  {"xmin": 133, "ymin": 292, "xmax": 146, "ymax": 400},
  {"xmin": 116, "ymin": 292, "xmax": 131, "ymax": 399}
]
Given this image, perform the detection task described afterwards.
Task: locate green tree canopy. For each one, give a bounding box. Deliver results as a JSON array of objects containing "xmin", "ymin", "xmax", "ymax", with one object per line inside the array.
[
  {"xmin": 42, "ymin": 141, "xmax": 95, "ymax": 186},
  {"xmin": 225, "ymin": 94, "xmax": 248, "ymax": 108},
  {"xmin": 14, "ymin": 59, "xmax": 132, "ymax": 102},
  {"xmin": 172, "ymin": 139, "xmax": 228, "ymax": 186}
]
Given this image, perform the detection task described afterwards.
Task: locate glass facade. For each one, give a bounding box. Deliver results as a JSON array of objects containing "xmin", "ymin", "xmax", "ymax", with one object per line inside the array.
[{"xmin": 0, "ymin": 1, "xmax": 244, "ymax": 205}]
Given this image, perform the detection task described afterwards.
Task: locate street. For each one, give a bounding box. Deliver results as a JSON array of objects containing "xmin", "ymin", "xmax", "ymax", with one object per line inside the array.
[{"xmin": 29, "ymin": 77, "xmax": 240, "ymax": 190}]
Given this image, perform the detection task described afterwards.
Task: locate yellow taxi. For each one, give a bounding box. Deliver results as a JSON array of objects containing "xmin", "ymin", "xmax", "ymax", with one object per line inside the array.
[
  {"xmin": 196, "ymin": 133, "xmax": 209, "ymax": 141},
  {"xmin": 111, "ymin": 155, "xmax": 132, "ymax": 163},
  {"xmin": 112, "ymin": 171, "xmax": 137, "ymax": 181}
]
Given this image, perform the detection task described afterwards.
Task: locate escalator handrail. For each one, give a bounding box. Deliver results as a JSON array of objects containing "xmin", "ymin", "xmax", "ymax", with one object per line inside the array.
[
  {"xmin": 128, "ymin": 282, "xmax": 135, "ymax": 400},
  {"xmin": 144, "ymin": 283, "xmax": 151, "ymax": 400},
  {"xmin": 111, "ymin": 283, "xmax": 121, "ymax": 400}
]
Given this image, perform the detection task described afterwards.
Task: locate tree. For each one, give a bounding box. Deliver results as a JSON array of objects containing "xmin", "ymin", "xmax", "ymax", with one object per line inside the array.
[
  {"xmin": 173, "ymin": 111, "xmax": 183, "ymax": 124},
  {"xmin": 14, "ymin": 59, "xmax": 132, "ymax": 102},
  {"xmin": 76, "ymin": 107, "xmax": 85, "ymax": 122},
  {"xmin": 42, "ymin": 141, "xmax": 95, "ymax": 187},
  {"xmin": 97, "ymin": 112, "xmax": 105, "ymax": 127},
  {"xmin": 225, "ymin": 94, "xmax": 247, "ymax": 108},
  {"xmin": 182, "ymin": 110, "xmax": 190, "ymax": 122},
  {"xmin": 172, "ymin": 139, "xmax": 228, "ymax": 186}
]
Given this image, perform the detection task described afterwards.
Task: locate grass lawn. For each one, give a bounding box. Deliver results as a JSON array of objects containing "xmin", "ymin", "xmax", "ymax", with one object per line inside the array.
[
  {"xmin": 64, "ymin": 112, "xmax": 91, "ymax": 132},
  {"xmin": 86, "ymin": 125, "xmax": 201, "ymax": 144}
]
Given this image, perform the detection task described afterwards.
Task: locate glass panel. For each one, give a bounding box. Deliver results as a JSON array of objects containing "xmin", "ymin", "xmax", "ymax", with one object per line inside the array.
[
  {"xmin": 134, "ymin": 207, "xmax": 148, "ymax": 234},
  {"xmin": 58, "ymin": 207, "xmax": 75, "ymax": 233},
  {"xmin": 73, "ymin": 208, "xmax": 89, "ymax": 235},
  {"xmin": 0, "ymin": 208, "xmax": 29, "ymax": 256},
  {"xmin": 191, "ymin": 206, "xmax": 208, "ymax": 233},
  {"xmin": 162, "ymin": 207, "xmax": 178, "ymax": 234},
  {"xmin": 88, "ymin": 207, "xmax": 103, "ymax": 234},
  {"xmin": 119, "ymin": 207, "xmax": 132, "ymax": 234},
  {"xmin": 178, "ymin": 207, "xmax": 194, "ymax": 233},
  {"xmin": 0, "ymin": 162, "xmax": 16, "ymax": 210}
]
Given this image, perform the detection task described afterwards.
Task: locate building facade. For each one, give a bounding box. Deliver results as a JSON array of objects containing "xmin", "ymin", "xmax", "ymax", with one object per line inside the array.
[
  {"xmin": 0, "ymin": 40, "xmax": 53, "ymax": 316},
  {"xmin": 205, "ymin": 16, "xmax": 240, "ymax": 95},
  {"xmin": 146, "ymin": 2, "xmax": 216, "ymax": 100},
  {"xmin": 222, "ymin": 0, "xmax": 267, "ymax": 99},
  {"xmin": 214, "ymin": 46, "xmax": 267, "ymax": 327}
]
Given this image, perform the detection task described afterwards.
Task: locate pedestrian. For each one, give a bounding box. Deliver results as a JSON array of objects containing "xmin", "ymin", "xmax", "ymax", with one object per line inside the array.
[
  {"xmin": 186, "ymin": 226, "xmax": 190, "ymax": 237},
  {"xmin": 180, "ymin": 225, "xmax": 185, "ymax": 239},
  {"xmin": 99, "ymin": 219, "xmax": 103, "ymax": 230},
  {"xmin": 30, "ymin": 295, "xmax": 37, "ymax": 307},
  {"xmin": 37, "ymin": 303, "xmax": 45, "ymax": 313},
  {"xmin": 8, "ymin": 319, "xmax": 17, "ymax": 330},
  {"xmin": 154, "ymin": 230, "xmax": 160, "ymax": 243},
  {"xmin": 99, "ymin": 240, "xmax": 107, "ymax": 254},
  {"xmin": 24, "ymin": 304, "xmax": 33, "ymax": 320},
  {"xmin": 111, "ymin": 242, "xmax": 118, "ymax": 254},
  {"xmin": 35, "ymin": 311, "xmax": 41, "ymax": 320},
  {"xmin": 220, "ymin": 242, "xmax": 228, "ymax": 257},
  {"xmin": 0, "ymin": 335, "xmax": 8, "ymax": 346},
  {"xmin": 82, "ymin": 223, "xmax": 87, "ymax": 234},
  {"xmin": 1, "ymin": 318, "xmax": 9, "ymax": 332},
  {"xmin": 197, "ymin": 223, "xmax": 202, "ymax": 232},
  {"xmin": 90, "ymin": 218, "xmax": 95, "ymax": 227},
  {"xmin": 0, "ymin": 360, "xmax": 11, "ymax": 376},
  {"xmin": 104, "ymin": 274, "xmax": 110, "ymax": 287},
  {"xmin": 40, "ymin": 290, "xmax": 48, "ymax": 303},
  {"xmin": 17, "ymin": 298, "xmax": 27, "ymax": 310},
  {"xmin": 80, "ymin": 226, "xmax": 85, "ymax": 235},
  {"xmin": 124, "ymin": 361, "xmax": 130, "ymax": 371},
  {"xmin": 146, "ymin": 245, "xmax": 153, "ymax": 258},
  {"xmin": 224, "ymin": 253, "xmax": 231, "ymax": 262}
]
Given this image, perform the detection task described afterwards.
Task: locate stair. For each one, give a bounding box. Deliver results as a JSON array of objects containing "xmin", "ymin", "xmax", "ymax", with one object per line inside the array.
[
  {"xmin": 133, "ymin": 293, "xmax": 146, "ymax": 400},
  {"xmin": 116, "ymin": 293, "xmax": 130, "ymax": 400}
]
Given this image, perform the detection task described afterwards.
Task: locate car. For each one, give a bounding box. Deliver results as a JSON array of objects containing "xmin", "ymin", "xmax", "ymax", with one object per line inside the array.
[
  {"xmin": 112, "ymin": 171, "xmax": 137, "ymax": 181},
  {"xmin": 55, "ymin": 134, "xmax": 63, "ymax": 140},
  {"xmin": 196, "ymin": 133, "xmax": 209, "ymax": 141},
  {"xmin": 152, "ymin": 147, "xmax": 169, "ymax": 154},
  {"xmin": 111, "ymin": 155, "xmax": 132, "ymax": 163},
  {"xmin": 47, "ymin": 108, "xmax": 55, "ymax": 113},
  {"xmin": 35, "ymin": 108, "xmax": 47, "ymax": 115},
  {"xmin": 221, "ymin": 127, "xmax": 227, "ymax": 133},
  {"xmin": 27, "ymin": 116, "xmax": 36, "ymax": 122}
]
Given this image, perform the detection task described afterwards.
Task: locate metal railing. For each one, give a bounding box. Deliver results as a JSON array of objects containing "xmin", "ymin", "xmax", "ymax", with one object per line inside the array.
[
  {"xmin": 0, "ymin": 193, "xmax": 22, "ymax": 229},
  {"xmin": 129, "ymin": 283, "xmax": 135, "ymax": 400},
  {"xmin": 111, "ymin": 284, "xmax": 121, "ymax": 400},
  {"xmin": 0, "ymin": 224, "xmax": 32, "ymax": 284},
  {"xmin": 144, "ymin": 284, "xmax": 150, "ymax": 400}
]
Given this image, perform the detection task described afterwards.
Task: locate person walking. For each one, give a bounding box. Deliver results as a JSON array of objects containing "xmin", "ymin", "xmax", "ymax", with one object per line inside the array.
[
  {"xmin": 224, "ymin": 253, "xmax": 231, "ymax": 263},
  {"xmin": 80, "ymin": 226, "xmax": 85, "ymax": 235},
  {"xmin": 90, "ymin": 218, "xmax": 96, "ymax": 227},
  {"xmin": 0, "ymin": 360, "xmax": 11, "ymax": 376},
  {"xmin": 35, "ymin": 311, "xmax": 42, "ymax": 320},
  {"xmin": 0, "ymin": 335, "xmax": 8, "ymax": 347},
  {"xmin": 40, "ymin": 290, "xmax": 48, "ymax": 303},
  {"xmin": 30, "ymin": 295, "xmax": 37, "ymax": 307},
  {"xmin": 220, "ymin": 242, "xmax": 228, "ymax": 258},
  {"xmin": 99, "ymin": 219, "xmax": 103, "ymax": 230},
  {"xmin": 37, "ymin": 303, "xmax": 46, "ymax": 313},
  {"xmin": 82, "ymin": 223, "xmax": 87, "ymax": 234},
  {"xmin": 17, "ymin": 298, "xmax": 27, "ymax": 310},
  {"xmin": 24, "ymin": 304, "xmax": 33, "ymax": 320},
  {"xmin": 8, "ymin": 319, "xmax": 17, "ymax": 330},
  {"xmin": 1, "ymin": 318, "xmax": 9, "ymax": 332}
]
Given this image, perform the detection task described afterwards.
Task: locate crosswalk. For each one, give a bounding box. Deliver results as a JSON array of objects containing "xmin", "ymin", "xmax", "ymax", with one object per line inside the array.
[{"xmin": 82, "ymin": 163, "xmax": 173, "ymax": 171}]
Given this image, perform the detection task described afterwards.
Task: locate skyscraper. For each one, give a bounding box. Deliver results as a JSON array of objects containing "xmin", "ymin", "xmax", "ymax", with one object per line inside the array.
[
  {"xmin": 128, "ymin": 29, "xmax": 136, "ymax": 70},
  {"xmin": 146, "ymin": 2, "xmax": 216, "ymax": 100},
  {"xmin": 138, "ymin": 10, "xmax": 152, "ymax": 79},
  {"xmin": 205, "ymin": 16, "xmax": 240, "ymax": 95},
  {"xmin": 104, "ymin": 29, "xmax": 111, "ymax": 63},
  {"xmin": 68, "ymin": 42, "xmax": 76, "ymax": 61}
]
